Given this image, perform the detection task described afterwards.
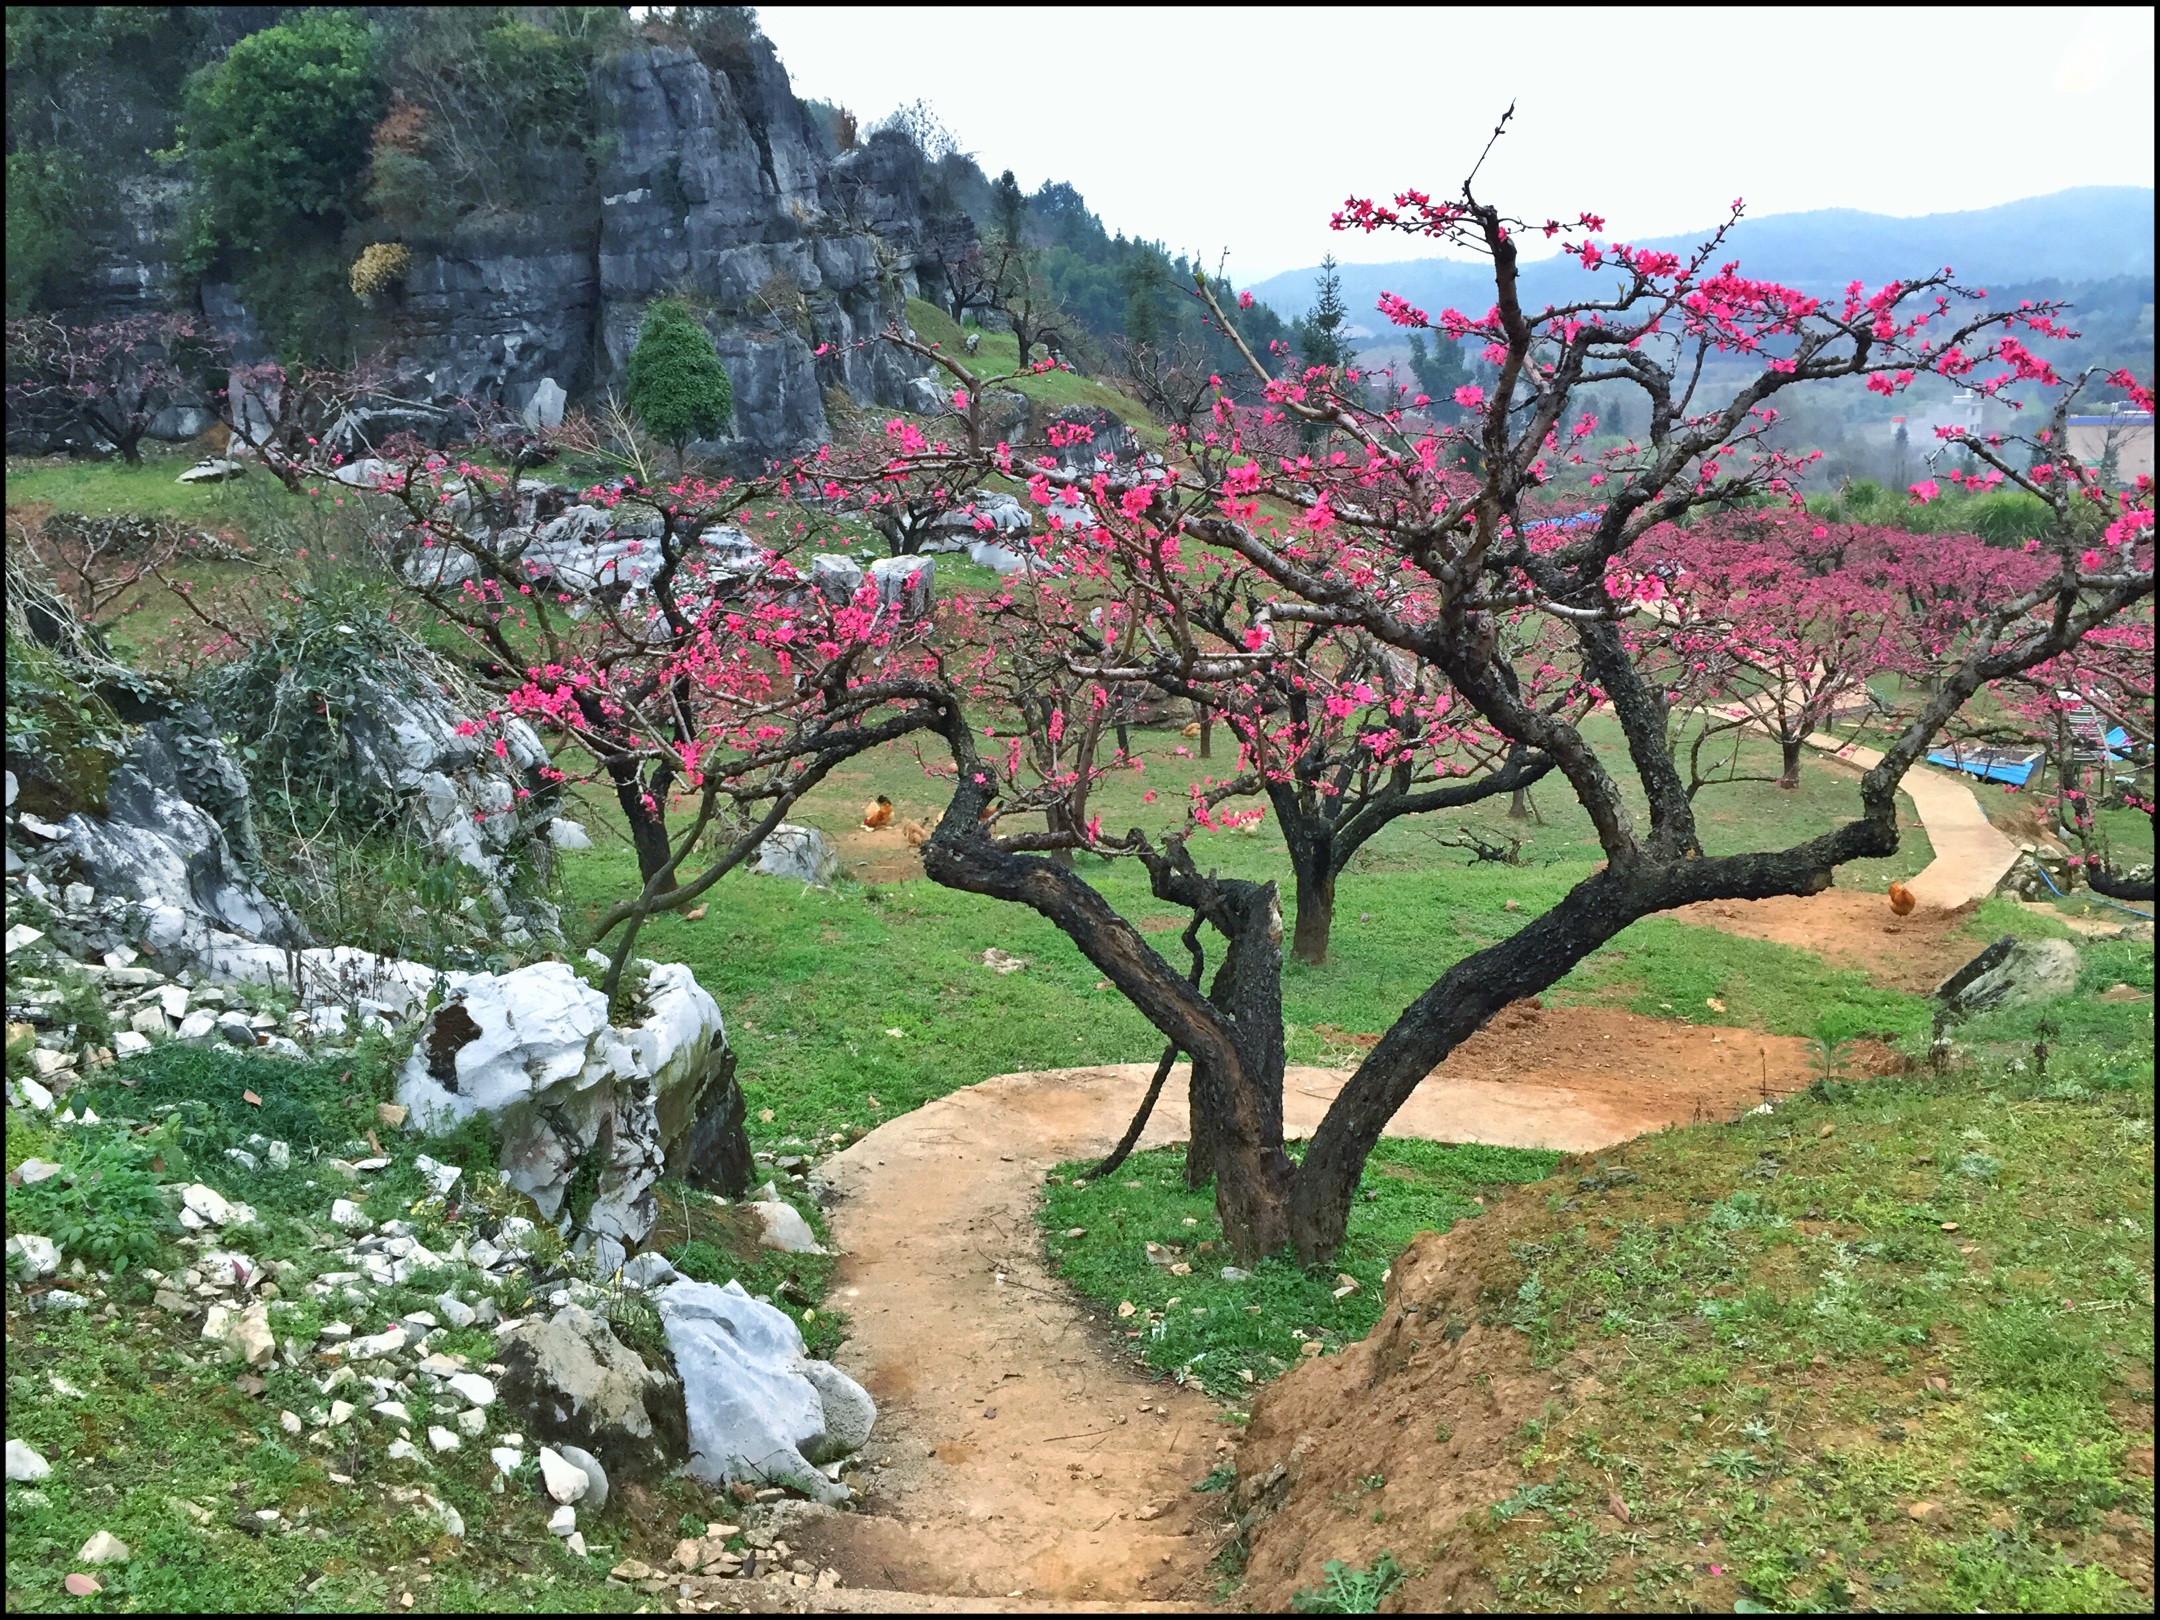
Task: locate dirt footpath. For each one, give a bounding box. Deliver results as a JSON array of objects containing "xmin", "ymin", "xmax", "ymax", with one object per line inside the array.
[{"xmin": 797, "ymin": 1010, "xmax": 1849, "ymax": 1608}]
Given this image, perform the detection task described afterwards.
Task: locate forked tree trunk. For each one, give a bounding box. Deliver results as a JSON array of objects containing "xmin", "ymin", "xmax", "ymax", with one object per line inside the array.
[{"xmin": 1193, "ymin": 1044, "xmax": 1296, "ymax": 1259}]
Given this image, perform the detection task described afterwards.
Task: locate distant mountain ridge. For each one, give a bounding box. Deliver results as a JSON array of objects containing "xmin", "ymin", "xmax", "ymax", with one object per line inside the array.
[{"xmin": 1248, "ymin": 187, "xmax": 2156, "ymax": 325}]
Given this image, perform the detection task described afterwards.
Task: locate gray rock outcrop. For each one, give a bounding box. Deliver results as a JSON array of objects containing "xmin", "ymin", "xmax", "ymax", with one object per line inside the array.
[
  {"xmin": 29, "ymin": 724, "xmax": 301, "ymax": 972},
  {"xmin": 496, "ymin": 1304, "xmax": 688, "ymax": 1481},
  {"xmin": 753, "ymin": 824, "xmax": 839, "ymax": 886},
  {"xmin": 1933, "ymin": 935, "xmax": 2083, "ymax": 1014},
  {"xmin": 868, "ymin": 554, "xmax": 935, "ymax": 623}
]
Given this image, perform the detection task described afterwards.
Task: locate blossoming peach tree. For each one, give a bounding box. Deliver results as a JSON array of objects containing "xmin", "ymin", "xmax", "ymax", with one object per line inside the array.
[{"xmin": 953, "ymin": 184, "xmax": 2145, "ymax": 1263}]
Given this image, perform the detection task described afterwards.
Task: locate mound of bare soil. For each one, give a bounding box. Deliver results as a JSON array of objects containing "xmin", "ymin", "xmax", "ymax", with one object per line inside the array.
[{"xmin": 1226, "ymin": 1187, "xmax": 1560, "ymax": 1612}]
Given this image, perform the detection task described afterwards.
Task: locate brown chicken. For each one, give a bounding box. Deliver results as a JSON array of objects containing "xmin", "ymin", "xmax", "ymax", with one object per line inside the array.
[
  {"xmin": 900, "ymin": 817, "xmax": 933, "ymax": 847},
  {"xmin": 1180, "ymin": 721, "xmax": 1203, "ymax": 738},
  {"xmin": 861, "ymin": 795, "xmax": 894, "ymax": 830},
  {"xmin": 1887, "ymin": 880, "xmax": 1917, "ymax": 917}
]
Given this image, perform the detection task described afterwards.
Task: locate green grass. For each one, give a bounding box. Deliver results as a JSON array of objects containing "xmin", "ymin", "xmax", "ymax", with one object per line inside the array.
[
  {"xmin": 1399, "ymin": 1047, "xmax": 2155, "ymax": 1614},
  {"xmin": 6, "ymin": 451, "xmax": 315, "ymax": 523},
  {"xmin": 904, "ymin": 298, "xmax": 1158, "ymax": 430},
  {"xmin": 1037, "ymin": 1140, "xmax": 1561, "ymax": 1399}
]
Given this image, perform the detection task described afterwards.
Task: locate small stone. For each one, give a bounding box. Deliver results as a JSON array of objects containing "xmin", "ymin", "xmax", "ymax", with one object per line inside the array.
[
  {"xmin": 413, "ymin": 1154, "xmax": 462, "ymax": 1196},
  {"xmin": 372, "ymin": 1400, "xmax": 413, "ymax": 1425},
  {"xmin": 180, "ymin": 1183, "xmax": 254, "ymax": 1227},
  {"xmin": 435, "ymin": 1294, "xmax": 476, "ymax": 1329},
  {"xmin": 130, "ymin": 1006, "xmax": 170, "ymax": 1038},
  {"xmin": 565, "ymin": 1529, "xmax": 587, "ymax": 1557},
  {"xmin": 547, "ymin": 1503, "xmax": 577, "ymax": 1536},
  {"xmin": 225, "ymin": 1148, "xmax": 260, "ymax": 1173},
  {"xmin": 329, "ymin": 1401, "xmax": 355, "ymax": 1427},
  {"xmin": 456, "ymin": 1406, "xmax": 487, "ymax": 1436},
  {"xmin": 747, "ymin": 1199, "xmax": 824, "ymax": 1254},
  {"xmin": 77, "ymin": 1531, "xmax": 130, "ymax": 1565},
  {"xmin": 1300, "ymin": 1340, "xmax": 1326, "ymax": 1356},
  {"xmin": 618, "ymin": 1252, "xmax": 678, "ymax": 1291},
  {"xmin": 4, "ymin": 923, "xmax": 45, "ymax": 954},
  {"xmin": 280, "ymin": 1410, "xmax": 303, "ymax": 1435},
  {"xmin": 7, "ymin": 1439, "xmax": 52, "ymax": 1481},
  {"xmin": 538, "ymin": 1445, "xmax": 589, "ymax": 1504},
  {"xmin": 445, "ymin": 1371, "xmax": 496, "ymax": 1408},
  {"xmin": 349, "ymin": 1325, "xmax": 409, "ymax": 1360},
  {"xmin": 417, "ymin": 1494, "xmax": 465, "ymax": 1539},
  {"xmin": 65, "ymin": 1574, "xmax": 101, "ymax": 1597},
  {"xmin": 490, "ymin": 1446, "xmax": 522, "ymax": 1475},
  {"xmin": 387, "ymin": 1438, "xmax": 420, "ymax": 1461},
  {"xmin": 554, "ymin": 1443, "xmax": 609, "ymax": 1513},
  {"xmin": 113, "ymin": 1031, "xmax": 153, "ymax": 1058},
  {"xmin": 427, "ymin": 1425, "xmax": 461, "ymax": 1453},
  {"xmin": 7, "ymin": 1232, "xmax": 60, "ymax": 1281},
  {"xmin": 176, "ymin": 1009, "xmax": 218, "ymax": 1043},
  {"xmin": 376, "ymin": 1102, "xmax": 409, "ymax": 1129}
]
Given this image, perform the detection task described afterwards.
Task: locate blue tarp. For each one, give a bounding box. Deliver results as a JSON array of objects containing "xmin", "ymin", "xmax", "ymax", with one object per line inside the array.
[{"xmin": 1928, "ymin": 728, "xmax": 2131, "ymax": 785}]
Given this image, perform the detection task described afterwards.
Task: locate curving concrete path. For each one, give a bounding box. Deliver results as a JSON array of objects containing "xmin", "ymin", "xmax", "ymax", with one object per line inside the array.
[{"xmin": 1803, "ymin": 732, "xmax": 2022, "ymax": 909}]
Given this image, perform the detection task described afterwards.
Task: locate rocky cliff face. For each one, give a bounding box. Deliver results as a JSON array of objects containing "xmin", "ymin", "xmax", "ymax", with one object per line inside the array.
[
  {"xmin": 75, "ymin": 37, "xmax": 939, "ymax": 463},
  {"xmin": 359, "ymin": 38, "xmax": 934, "ymax": 462}
]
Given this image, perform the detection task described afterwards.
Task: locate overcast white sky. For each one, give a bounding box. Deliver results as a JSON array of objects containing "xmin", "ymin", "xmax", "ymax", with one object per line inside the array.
[{"xmin": 759, "ymin": 5, "xmax": 2157, "ymax": 282}]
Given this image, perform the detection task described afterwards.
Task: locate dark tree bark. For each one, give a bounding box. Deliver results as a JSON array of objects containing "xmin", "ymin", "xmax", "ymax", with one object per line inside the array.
[
  {"xmin": 613, "ymin": 762, "xmax": 678, "ymax": 892},
  {"xmin": 1779, "ymin": 736, "xmax": 1805, "ymax": 788},
  {"xmin": 1290, "ymin": 864, "xmax": 1336, "ymax": 967}
]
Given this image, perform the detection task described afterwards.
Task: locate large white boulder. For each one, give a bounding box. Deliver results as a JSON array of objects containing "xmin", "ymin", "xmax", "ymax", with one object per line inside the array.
[
  {"xmin": 868, "ymin": 554, "xmax": 935, "ymax": 623},
  {"xmin": 395, "ymin": 961, "xmax": 741, "ymax": 1250},
  {"xmin": 658, "ymin": 1278, "xmax": 875, "ymax": 1504}
]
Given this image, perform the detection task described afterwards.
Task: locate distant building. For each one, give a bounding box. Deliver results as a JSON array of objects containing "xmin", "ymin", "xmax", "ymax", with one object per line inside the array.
[{"xmin": 2066, "ymin": 409, "xmax": 2154, "ymax": 482}]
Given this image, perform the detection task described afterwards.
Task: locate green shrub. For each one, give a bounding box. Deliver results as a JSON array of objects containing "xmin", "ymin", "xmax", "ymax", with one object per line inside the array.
[
  {"xmin": 625, "ymin": 297, "xmax": 733, "ymax": 455},
  {"xmin": 177, "ymin": 9, "xmax": 383, "ymax": 258},
  {"xmin": 11, "ymin": 1133, "xmax": 174, "ymax": 1272}
]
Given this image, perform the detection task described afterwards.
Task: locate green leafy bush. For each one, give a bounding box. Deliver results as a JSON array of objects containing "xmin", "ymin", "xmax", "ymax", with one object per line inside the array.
[
  {"xmin": 11, "ymin": 1134, "xmax": 173, "ymax": 1272},
  {"xmin": 625, "ymin": 297, "xmax": 733, "ymax": 455},
  {"xmin": 177, "ymin": 9, "xmax": 383, "ymax": 257}
]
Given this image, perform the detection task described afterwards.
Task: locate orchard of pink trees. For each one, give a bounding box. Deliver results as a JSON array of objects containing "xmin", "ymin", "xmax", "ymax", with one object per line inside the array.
[{"xmin": 284, "ymin": 155, "xmax": 2152, "ymax": 1264}]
